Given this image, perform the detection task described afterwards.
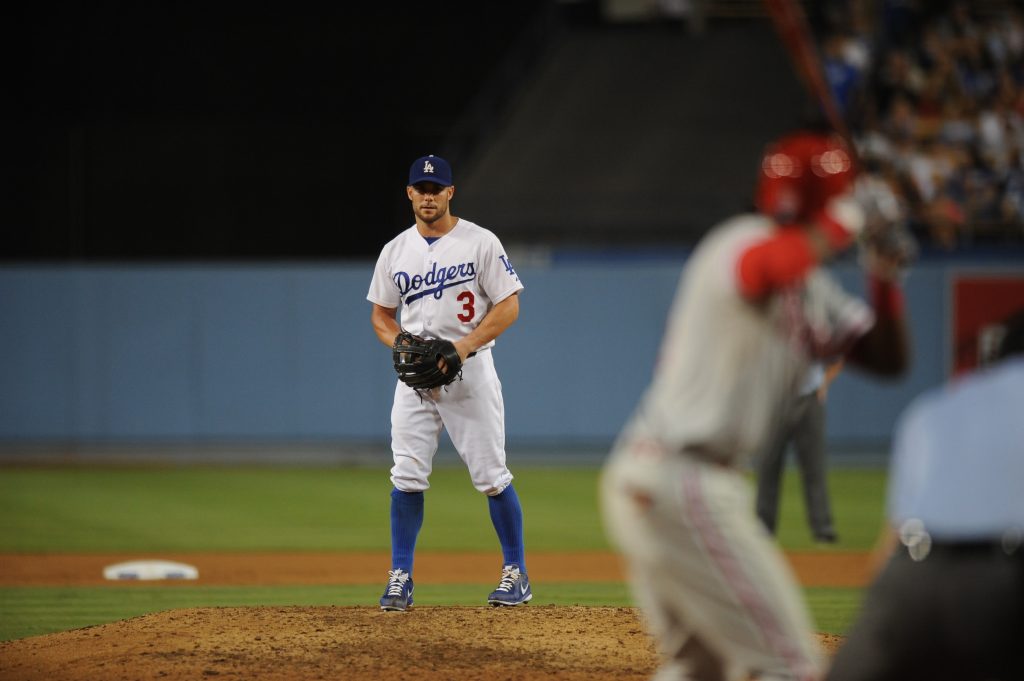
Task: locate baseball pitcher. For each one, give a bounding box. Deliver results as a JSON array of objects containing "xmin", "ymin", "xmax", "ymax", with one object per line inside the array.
[{"xmin": 367, "ymin": 155, "xmax": 531, "ymax": 611}]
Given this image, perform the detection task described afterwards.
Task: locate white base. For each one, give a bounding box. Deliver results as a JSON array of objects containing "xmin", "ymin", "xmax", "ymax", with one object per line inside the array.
[{"xmin": 103, "ymin": 560, "xmax": 199, "ymax": 581}]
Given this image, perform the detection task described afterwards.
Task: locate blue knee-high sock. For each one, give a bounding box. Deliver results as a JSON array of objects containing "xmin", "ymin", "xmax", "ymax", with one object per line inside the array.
[
  {"xmin": 487, "ymin": 485, "xmax": 525, "ymax": 572},
  {"xmin": 390, "ymin": 488, "xmax": 424, "ymax": 576}
]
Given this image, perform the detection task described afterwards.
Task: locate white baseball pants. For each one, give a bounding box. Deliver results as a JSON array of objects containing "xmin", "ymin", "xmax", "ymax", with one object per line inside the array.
[
  {"xmin": 601, "ymin": 439, "xmax": 824, "ymax": 681},
  {"xmin": 390, "ymin": 349, "xmax": 513, "ymax": 496}
]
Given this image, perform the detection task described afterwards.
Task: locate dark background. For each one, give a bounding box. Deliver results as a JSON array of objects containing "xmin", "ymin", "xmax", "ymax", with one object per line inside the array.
[
  {"xmin": 17, "ymin": 2, "xmax": 1000, "ymax": 261},
  {"xmin": 4, "ymin": 1, "xmax": 553, "ymax": 260}
]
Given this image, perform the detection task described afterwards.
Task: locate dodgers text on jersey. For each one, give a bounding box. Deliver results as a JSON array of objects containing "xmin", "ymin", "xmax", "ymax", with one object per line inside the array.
[{"xmin": 395, "ymin": 261, "xmax": 477, "ymax": 304}]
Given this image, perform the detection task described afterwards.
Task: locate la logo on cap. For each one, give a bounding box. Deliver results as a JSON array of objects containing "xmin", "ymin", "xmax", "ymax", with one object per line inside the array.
[{"xmin": 409, "ymin": 154, "xmax": 452, "ymax": 186}]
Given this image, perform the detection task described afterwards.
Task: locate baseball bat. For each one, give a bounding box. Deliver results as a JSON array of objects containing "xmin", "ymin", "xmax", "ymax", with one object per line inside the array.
[
  {"xmin": 765, "ymin": 0, "xmax": 923, "ymax": 263},
  {"xmin": 763, "ymin": 0, "xmax": 850, "ymax": 143}
]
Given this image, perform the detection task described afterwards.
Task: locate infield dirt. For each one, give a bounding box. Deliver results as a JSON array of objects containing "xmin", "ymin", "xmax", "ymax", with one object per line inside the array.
[{"xmin": 0, "ymin": 551, "xmax": 863, "ymax": 680}]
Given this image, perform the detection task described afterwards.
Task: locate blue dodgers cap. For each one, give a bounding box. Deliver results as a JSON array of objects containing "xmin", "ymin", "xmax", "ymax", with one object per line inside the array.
[{"xmin": 408, "ymin": 155, "xmax": 453, "ymax": 187}]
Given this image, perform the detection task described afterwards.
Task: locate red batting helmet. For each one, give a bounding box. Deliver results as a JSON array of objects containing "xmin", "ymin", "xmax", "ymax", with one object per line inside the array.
[{"xmin": 755, "ymin": 131, "xmax": 857, "ymax": 223}]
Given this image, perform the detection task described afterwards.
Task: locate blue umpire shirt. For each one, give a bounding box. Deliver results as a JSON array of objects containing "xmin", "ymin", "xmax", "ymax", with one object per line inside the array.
[{"xmin": 887, "ymin": 357, "xmax": 1024, "ymax": 540}]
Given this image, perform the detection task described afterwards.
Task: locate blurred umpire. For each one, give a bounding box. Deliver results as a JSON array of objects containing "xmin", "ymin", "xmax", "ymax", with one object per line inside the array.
[{"xmin": 827, "ymin": 307, "xmax": 1024, "ymax": 681}]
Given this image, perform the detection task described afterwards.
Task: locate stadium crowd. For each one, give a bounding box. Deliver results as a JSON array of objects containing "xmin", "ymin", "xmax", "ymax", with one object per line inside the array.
[{"xmin": 821, "ymin": 0, "xmax": 1024, "ymax": 251}]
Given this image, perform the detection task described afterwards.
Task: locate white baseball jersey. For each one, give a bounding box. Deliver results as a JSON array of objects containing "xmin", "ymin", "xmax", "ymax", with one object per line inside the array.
[
  {"xmin": 367, "ymin": 219, "xmax": 523, "ymax": 342},
  {"xmin": 624, "ymin": 213, "xmax": 873, "ymax": 469},
  {"xmin": 367, "ymin": 218, "xmax": 523, "ymax": 496},
  {"xmin": 602, "ymin": 214, "xmax": 876, "ymax": 681}
]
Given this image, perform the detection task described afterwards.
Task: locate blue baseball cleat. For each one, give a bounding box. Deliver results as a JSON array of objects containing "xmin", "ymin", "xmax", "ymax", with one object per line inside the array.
[
  {"xmin": 487, "ymin": 564, "xmax": 533, "ymax": 606},
  {"xmin": 379, "ymin": 569, "xmax": 414, "ymax": 611}
]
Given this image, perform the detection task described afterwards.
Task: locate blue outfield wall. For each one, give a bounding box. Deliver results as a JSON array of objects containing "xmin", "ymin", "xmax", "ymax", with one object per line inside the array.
[{"xmin": 1, "ymin": 257, "xmax": 1021, "ymax": 449}]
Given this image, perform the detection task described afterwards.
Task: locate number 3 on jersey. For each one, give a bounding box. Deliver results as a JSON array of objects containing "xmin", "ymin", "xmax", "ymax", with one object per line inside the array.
[{"xmin": 457, "ymin": 291, "xmax": 475, "ymax": 322}]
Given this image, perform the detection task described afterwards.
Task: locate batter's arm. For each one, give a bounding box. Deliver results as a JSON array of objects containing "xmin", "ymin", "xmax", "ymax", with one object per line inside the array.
[
  {"xmin": 738, "ymin": 201, "xmax": 865, "ymax": 301},
  {"xmin": 371, "ymin": 304, "xmax": 402, "ymax": 348},
  {"xmin": 846, "ymin": 249, "xmax": 910, "ymax": 377},
  {"xmin": 736, "ymin": 228, "xmax": 826, "ymax": 300},
  {"xmin": 846, "ymin": 286, "xmax": 909, "ymax": 377},
  {"xmin": 453, "ymin": 292, "xmax": 520, "ymax": 361}
]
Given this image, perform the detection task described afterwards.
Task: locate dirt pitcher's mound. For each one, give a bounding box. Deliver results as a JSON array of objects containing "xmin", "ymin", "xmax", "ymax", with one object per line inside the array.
[{"xmin": 0, "ymin": 605, "xmax": 843, "ymax": 681}]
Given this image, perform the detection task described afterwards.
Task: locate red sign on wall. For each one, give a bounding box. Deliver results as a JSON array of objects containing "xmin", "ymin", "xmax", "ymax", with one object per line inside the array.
[{"xmin": 952, "ymin": 273, "xmax": 1024, "ymax": 374}]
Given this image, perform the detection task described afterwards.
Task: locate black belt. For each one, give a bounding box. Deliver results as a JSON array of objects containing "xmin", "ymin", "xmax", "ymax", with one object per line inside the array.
[{"xmin": 923, "ymin": 540, "xmax": 1022, "ymax": 557}]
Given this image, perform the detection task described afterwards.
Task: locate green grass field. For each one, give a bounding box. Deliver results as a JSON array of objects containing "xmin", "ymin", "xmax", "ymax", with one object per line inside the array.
[{"xmin": 0, "ymin": 463, "xmax": 887, "ymax": 641}]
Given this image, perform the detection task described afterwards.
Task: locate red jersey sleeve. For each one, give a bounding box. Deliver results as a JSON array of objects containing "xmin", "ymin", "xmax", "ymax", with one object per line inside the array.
[{"xmin": 735, "ymin": 227, "xmax": 818, "ymax": 300}]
